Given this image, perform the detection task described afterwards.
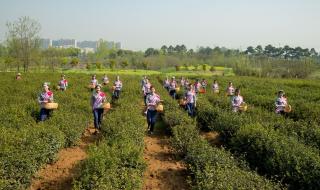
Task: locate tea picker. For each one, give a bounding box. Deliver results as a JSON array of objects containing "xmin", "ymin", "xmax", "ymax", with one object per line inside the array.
[
  {"xmin": 112, "ymin": 75, "xmax": 123, "ymax": 101},
  {"xmin": 57, "ymin": 74, "xmax": 68, "ymax": 91},
  {"xmin": 146, "ymin": 86, "xmax": 162, "ymax": 135},
  {"xmin": 38, "ymin": 82, "xmax": 58, "ymax": 121},
  {"xmin": 88, "ymin": 75, "xmax": 98, "ymax": 91},
  {"xmin": 231, "ymin": 88, "xmax": 246, "ymax": 113},
  {"xmin": 16, "ymin": 73, "xmax": 22, "ymax": 80},
  {"xmin": 91, "ymin": 84, "xmax": 107, "ymax": 134},
  {"xmin": 275, "ymin": 90, "xmax": 291, "ymax": 114}
]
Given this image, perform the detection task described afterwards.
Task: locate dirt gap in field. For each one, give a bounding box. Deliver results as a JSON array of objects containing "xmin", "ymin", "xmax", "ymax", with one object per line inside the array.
[
  {"xmin": 29, "ymin": 125, "xmax": 100, "ymax": 190},
  {"xmin": 142, "ymin": 109, "xmax": 189, "ymax": 190}
]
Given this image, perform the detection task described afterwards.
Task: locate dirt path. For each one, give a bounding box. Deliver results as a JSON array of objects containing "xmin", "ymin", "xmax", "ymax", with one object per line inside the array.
[
  {"xmin": 142, "ymin": 121, "xmax": 189, "ymax": 190},
  {"xmin": 29, "ymin": 126, "xmax": 100, "ymax": 190}
]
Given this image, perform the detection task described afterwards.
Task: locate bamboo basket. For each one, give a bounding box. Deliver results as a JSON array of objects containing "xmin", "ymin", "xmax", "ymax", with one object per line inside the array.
[
  {"xmin": 156, "ymin": 104, "xmax": 164, "ymax": 112},
  {"xmin": 112, "ymin": 86, "xmax": 116, "ymax": 91},
  {"xmin": 213, "ymin": 89, "xmax": 219, "ymax": 94},
  {"xmin": 88, "ymin": 84, "xmax": 95, "ymax": 89},
  {"xmin": 284, "ymin": 105, "xmax": 292, "ymax": 113},
  {"xmin": 179, "ymin": 99, "xmax": 186, "ymax": 106},
  {"xmin": 103, "ymin": 102, "xmax": 111, "ymax": 110},
  {"xmin": 239, "ymin": 102, "xmax": 248, "ymax": 112},
  {"xmin": 175, "ymin": 87, "xmax": 180, "ymax": 92},
  {"xmin": 225, "ymin": 92, "xmax": 233, "ymax": 97},
  {"xmin": 199, "ymin": 88, "xmax": 206, "ymax": 94},
  {"xmin": 43, "ymin": 102, "xmax": 58, "ymax": 110}
]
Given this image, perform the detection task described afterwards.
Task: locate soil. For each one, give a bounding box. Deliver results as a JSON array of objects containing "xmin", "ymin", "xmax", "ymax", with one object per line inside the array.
[
  {"xmin": 142, "ymin": 121, "xmax": 189, "ymax": 190},
  {"xmin": 29, "ymin": 127, "xmax": 100, "ymax": 190}
]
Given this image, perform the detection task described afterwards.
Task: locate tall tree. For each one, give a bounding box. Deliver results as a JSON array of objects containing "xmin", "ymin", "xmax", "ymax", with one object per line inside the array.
[
  {"xmin": 160, "ymin": 45, "xmax": 168, "ymax": 55},
  {"xmin": 6, "ymin": 16, "xmax": 41, "ymax": 72}
]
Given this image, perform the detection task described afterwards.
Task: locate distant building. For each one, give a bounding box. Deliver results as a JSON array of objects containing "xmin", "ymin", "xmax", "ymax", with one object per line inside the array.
[
  {"xmin": 40, "ymin": 38, "xmax": 121, "ymax": 51},
  {"xmin": 40, "ymin": 39, "xmax": 52, "ymax": 49},
  {"xmin": 96, "ymin": 40, "xmax": 121, "ymax": 50},
  {"xmin": 80, "ymin": 47, "xmax": 95, "ymax": 54},
  {"xmin": 115, "ymin": 42, "xmax": 121, "ymax": 49},
  {"xmin": 77, "ymin": 41, "xmax": 98, "ymax": 51},
  {"xmin": 52, "ymin": 39, "xmax": 77, "ymax": 48}
]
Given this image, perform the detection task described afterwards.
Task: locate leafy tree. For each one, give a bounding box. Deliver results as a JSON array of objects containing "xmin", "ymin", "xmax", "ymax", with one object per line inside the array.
[
  {"xmin": 142, "ymin": 60, "xmax": 148, "ymax": 70},
  {"xmin": 96, "ymin": 61, "xmax": 102, "ymax": 69},
  {"xmin": 144, "ymin": 48, "xmax": 159, "ymax": 57},
  {"xmin": 160, "ymin": 45, "xmax": 168, "ymax": 55},
  {"xmin": 245, "ymin": 46, "xmax": 255, "ymax": 55},
  {"xmin": 60, "ymin": 57, "xmax": 69, "ymax": 67},
  {"xmin": 167, "ymin": 45, "xmax": 175, "ymax": 54},
  {"xmin": 109, "ymin": 59, "xmax": 116, "ymax": 70},
  {"xmin": 70, "ymin": 57, "xmax": 80, "ymax": 67},
  {"xmin": 202, "ymin": 64, "xmax": 207, "ymax": 71},
  {"xmin": 6, "ymin": 16, "xmax": 41, "ymax": 72},
  {"xmin": 175, "ymin": 65, "xmax": 181, "ymax": 71},
  {"xmin": 120, "ymin": 59, "xmax": 128, "ymax": 69},
  {"xmin": 255, "ymin": 45, "xmax": 263, "ymax": 55}
]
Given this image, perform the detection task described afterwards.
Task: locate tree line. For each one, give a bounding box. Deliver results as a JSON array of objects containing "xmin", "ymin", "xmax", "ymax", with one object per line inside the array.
[{"xmin": 0, "ymin": 16, "xmax": 319, "ymax": 78}]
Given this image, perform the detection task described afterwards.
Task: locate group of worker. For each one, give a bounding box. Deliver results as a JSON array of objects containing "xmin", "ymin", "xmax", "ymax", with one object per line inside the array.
[
  {"xmin": 163, "ymin": 76, "xmax": 290, "ymax": 115},
  {"xmin": 35, "ymin": 74, "xmax": 123, "ymax": 135},
  {"xmin": 14, "ymin": 72, "xmax": 290, "ymax": 135}
]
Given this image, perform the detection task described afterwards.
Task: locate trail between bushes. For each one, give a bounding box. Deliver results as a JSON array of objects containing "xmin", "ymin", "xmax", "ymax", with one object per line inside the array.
[
  {"xmin": 142, "ymin": 120, "xmax": 189, "ymax": 190},
  {"xmin": 29, "ymin": 126, "xmax": 99, "ymax": 190}
]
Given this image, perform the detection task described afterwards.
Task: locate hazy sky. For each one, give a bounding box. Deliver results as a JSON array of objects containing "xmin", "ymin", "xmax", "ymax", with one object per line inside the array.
[{"xmin": 0, "ymin": 0, "xmax": 319, "ymax": 51}]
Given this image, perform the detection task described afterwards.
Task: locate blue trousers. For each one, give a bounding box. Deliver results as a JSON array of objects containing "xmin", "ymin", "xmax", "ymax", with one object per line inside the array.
[
  {"xmin": 113, "ymin": 90, "xmax": 121, "ymax": 99},
  {"xmin": 147, "ymin": 109, "xmax": 157, "ymax": 132},
  {"xmin": 144, "ymin": 93, "xmax": 150, "ymax": 106},
  {"xmin": 39, "ymin": 108, "xmax": 51, "ymax": 121},
  {"xmin": 93, "ymin": 108, "xmax": 104, "ymax": 129},
  {"xmin": 186, "ymin": 103, "xmax": 195, "ymax": 117},
  {"xmin": 169, "ymin": 89, "xmax": 176, "ymax": 99}
]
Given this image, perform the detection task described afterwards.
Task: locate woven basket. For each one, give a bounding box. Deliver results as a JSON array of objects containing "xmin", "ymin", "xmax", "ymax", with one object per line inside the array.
[
  {"xmin": 239, "ymin": 102, "xmax": 248, "ymax": 112},
  {"xmin": 199, "ymin": 88, "xmax": 206, "ymax": 94},
  {"xmin": 112, "ymin": 86, "xmax": 116, "ymax": 90},
  {"xmin": 225, "ymin": 92, "xmax": 233, "ymax": 97},
  {"xmin": 88, "ymin": 84, "xmax": 95, "ymax": 89},
  {"xmin": 284, "ymin": 105, "xmax": 291, "ymax": 113},
  {"xmin": 103, "ymin": 102, "xmax": 111, "ymax": 110},
  {"xmin": 213, "ymin": 89, "xmax": 219, "ymax": 94},
  {"xmin": 179, "ymin": 99, "xmax": 186, "ymax": 106},
  {"xmin": 175, "ymin": 87, "xmax": 180, "ymax": 92},
  {"xmin": 156, "ymin": 104, "xmax": 164, "ymax": 112},
  {"xmin": 43, "ymin": 103, "xmax": 58, "ymax": 110}
]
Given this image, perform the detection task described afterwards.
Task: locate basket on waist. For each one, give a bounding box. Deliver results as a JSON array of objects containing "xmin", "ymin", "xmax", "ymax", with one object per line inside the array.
[
  {"xmin": 111, "ymin": 86, "xmax": 116, "ymax": 91},
  {"xmin": 175, "ymin": 87, "xmax": 180, "ymax": 92},
  {"xmin": 179, "ymin": 99, "xmax": 186, "ymax": 106},
  {"xmin": 239, "ymin": 102, "xmax": 247, "ymax": 112},
  {"xmin": 88, "ymin": 84, "xmax": 95, "ymax": 89},
  {"xmin": 199, "ymin": 88, "xmax": 206, "ymax": 94},
  {"xmin": 43, "ymin": 102, "xmax": 58, "ymax": 110},
  {"xmin": 284, "ymin": 105, "xmax": 291, "ymax": 113},
  {"xmin": 156, "ymin": 104, "xmax": 164, "ymax": 112},
  {"xmin": 102, "ymin": 102, "xmax": 111, "ymax": 110},
  {"xmin": 213, "ymin": 89, "xmax": 219, "ymax": 94}
]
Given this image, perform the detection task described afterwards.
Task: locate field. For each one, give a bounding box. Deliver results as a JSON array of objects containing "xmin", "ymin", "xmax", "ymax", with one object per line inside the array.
[{"xmin": 0, "ymin": 72, "xmax": 320, "ymax": 190}]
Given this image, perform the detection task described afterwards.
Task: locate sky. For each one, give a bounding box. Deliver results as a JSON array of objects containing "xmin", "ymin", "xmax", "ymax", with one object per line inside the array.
[{"xmin": 0, "ymin": 0, "xmax": 319, "ymax": 51}]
